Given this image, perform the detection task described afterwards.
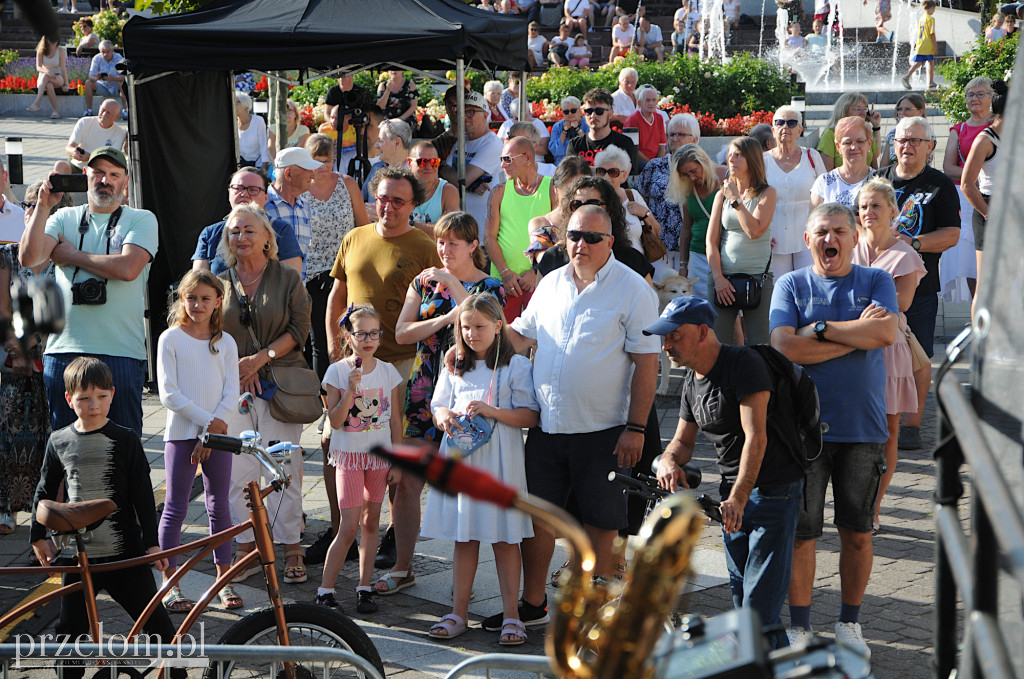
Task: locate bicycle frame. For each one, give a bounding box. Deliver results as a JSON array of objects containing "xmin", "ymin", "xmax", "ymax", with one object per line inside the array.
[{"xmin": 0, "ymin": 434, "xmax": 296, "ymax": 678}]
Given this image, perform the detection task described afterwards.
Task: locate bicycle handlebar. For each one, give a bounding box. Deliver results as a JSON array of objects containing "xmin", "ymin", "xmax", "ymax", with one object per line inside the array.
[
  {"xmin": 200, "ymin": 433, "xmax": 289, "ymax": 490},
  {"xmin": 202, "ymin": 433, "xmax": 244, "ymax": 454}
]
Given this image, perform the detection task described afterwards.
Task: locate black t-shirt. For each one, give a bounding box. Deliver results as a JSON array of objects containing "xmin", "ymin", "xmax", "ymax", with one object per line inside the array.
[
  {"xmin": 567, "ymin": 130, "xmax": 639, "ymax": 173},
  {"xmin": 678, "ymin": 345, "xmax": 804, "ymax": 487},
  {"xmin": 537, "ymin": 243, "xmax": 654, "ymax": 279},
  {"xmin": 874, "ymin": 165, "xmax": 959, "ymax": 298},
  {"xmin": 325, "ymin": 84, "xmax": 371, "ymax": 112}
]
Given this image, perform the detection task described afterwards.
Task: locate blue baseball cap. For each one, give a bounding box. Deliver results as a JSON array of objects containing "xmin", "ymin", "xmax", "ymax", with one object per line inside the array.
[{"xmin": 643, "ymin": 296, "xmax": 717, "ymax": 335}]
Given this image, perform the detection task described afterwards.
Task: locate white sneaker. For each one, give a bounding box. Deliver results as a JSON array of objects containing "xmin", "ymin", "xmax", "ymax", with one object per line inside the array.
[
  {"xmin": 786, "ymin": 626, "xmax": 814, "ymax": 647},
  {"xmin": 834, "ymin": 621, "xmax": 871, "ymax": 659}
]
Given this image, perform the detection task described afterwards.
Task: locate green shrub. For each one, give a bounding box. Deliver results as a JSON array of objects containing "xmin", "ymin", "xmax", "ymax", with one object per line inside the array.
[
  {"xmin": 0, "ymin": 50, "xmax": 18, "ymax": 77},
  {"xmin": 935, "ymin": 33, "xmax": 1017, "ymax": 123},
  {"xmin": 525, "ymin": 53, "xmax": 796, "ymax": 118},
  {"xmin": 71, "ymin": 10, "xmax": 127, "ymax": 47}
]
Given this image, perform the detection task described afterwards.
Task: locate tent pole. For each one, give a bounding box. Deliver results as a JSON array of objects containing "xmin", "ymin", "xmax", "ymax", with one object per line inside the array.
[
  {"xmin": 125, "ymin": 72, "xmax": 155, "ymax": 384},
  {"xmin": 456, "ymin": 58, "xmax": 466, "ymax": 211},
  {"xmin": 518, "ymin": 71, "xmax": 528, "ymax": 122}
]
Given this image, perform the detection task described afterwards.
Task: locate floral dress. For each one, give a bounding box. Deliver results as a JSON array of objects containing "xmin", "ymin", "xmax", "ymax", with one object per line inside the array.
[
  {"xmin": 306, "ymin": 177, "xmax": 356, "ymax": 279},
  {"xmin": 0, "ymin": 245, "xmax": 51, "ymax": 515},
  {"xmin": 403, "ymin": 276, "xmax": 505, "ymax": 441},
  {"xmin": 377, "ymin": 78, "xmax": 418, "ymax": 125}
]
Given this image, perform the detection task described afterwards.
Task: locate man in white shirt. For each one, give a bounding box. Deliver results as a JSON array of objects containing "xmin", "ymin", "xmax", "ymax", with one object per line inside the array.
[
  {"xmin": 477, "ymin": 204, "xmax": 660, "ymax": 632},
  {"xmin": 638, "ymin": 16, "xmax": 665, "ymax": 62},
  {"xmin": 526, "ymin": 22, "xmax": 548, "ymax": 68},
  {"xmin": 611, "ymin": 67, "xmax": 639, "ymax": 124},
  {"xmin": 440, "ymin": 92, "xmax": 503, "ymax": 243},
  {"xmin": 608, "ymin": 14, "xmax": 637, "ymax": 65},
  {"xmin": 83, "ymin": 41, "xmax": 127, "ymax": 116},
  {"xmin": 65, "ymin": 99, "xmax": 127, "ymax": 170},
  {"xmin": 0, "ymin": 157, "xmax": 26, "ymax": 245}
]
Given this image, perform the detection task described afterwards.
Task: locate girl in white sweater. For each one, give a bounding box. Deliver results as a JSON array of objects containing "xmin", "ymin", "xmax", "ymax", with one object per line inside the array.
[{"xmin": 156, "ymin": 270, "xmax": 240, "ymax": 612}]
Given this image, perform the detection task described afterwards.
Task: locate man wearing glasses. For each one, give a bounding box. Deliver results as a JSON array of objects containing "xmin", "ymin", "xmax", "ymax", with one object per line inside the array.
[
  {"xmin": 191, "ymin": 167, "xmax": 303, "ymax": 275},
  {"xmin": 875, "ymin": 116, "xmax": 959, "ymax": 450},
  {"xmin": 477, "ymin": 204, "xmax": 659, "ymax": 632},
  {"xmin": 568, "ymin": 88, "xmax": 638, "ymax": 172}
]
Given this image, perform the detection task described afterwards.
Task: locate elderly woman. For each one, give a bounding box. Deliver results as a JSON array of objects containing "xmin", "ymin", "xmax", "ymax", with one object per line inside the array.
[
  {"xmin": 218, "ymin": 204, "xmax": 312, "ymax": 586},
  {"xmin": 636, "ymin": 113, "xmax": 701, "ymax": 276},
  {"xmin": 498, "ymin": 99, "xmax": 551, "ymax": 158},
  {"xmin": 764, "ymin": 105, "xmax": 824, "ymax": 277},
  {"xmin": 593, "ymin": 146, "xmax": 661, "ymax": 256},
  {"xmin": 376, "ymin": 70, "xmax": 419, "ymax": 126},
  {"xmin": 484, "ymin": 80, "xmax": 507, "ymax": 124},
  {"xmin": 940, "ymin": 76, "xmax": 994, "ymax": 301},
  {"xmin": 363, "ymin": 119, "xmax": 413, "ymax": 210},
  {"xmin": 707, "ymin": 137, "xmax": 776, "ymax": 344},
  {"xmin": 407, "ymin": 141, "xmax": 461, "ymax": 234},
  {"xmin": 268, "ymin": 100, "xmax": 311, "ymax": 165},
  {"xmin": 26, "ymin": 36, "xmax": 69, "ymax": 118},
  {"xmin": 0, "ymin": 183, "xmax": 68, "ymax": 538},
  {"xmin": 664, "ymin": 143, "xmax": 727, "ymax": 300},
  {"xmin": 811, "ymin": 116, "xmax": 874, "ymax": 209},
  {"xmin": 548, "ymin": 96, "xmax": 589, "ymax": 165},
  {"xmin": 235, "ymin": 91, "xmax": 269, "ymax": 171},
  {"xmin": 816, "ymin": 92, "xmax": 882, "ymax": 172}
]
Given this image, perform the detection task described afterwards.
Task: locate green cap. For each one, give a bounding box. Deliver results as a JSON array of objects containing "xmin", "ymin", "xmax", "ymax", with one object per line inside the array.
[{"xmin": 87, "ymin": 146, "xmax": 128, "ymax": 170}]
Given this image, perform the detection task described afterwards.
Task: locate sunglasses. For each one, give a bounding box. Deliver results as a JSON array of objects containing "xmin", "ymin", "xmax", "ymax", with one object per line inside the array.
[
  {"xmin": 594, "ymin": 167, "xmax": 623, "ymax": 179},
  {"xmin": 582, "ymin": 107, "xmax": 608, "ymax": 116},
  {"xmin": 20, "ymin": 201, "xmax": 36, "ymax": 210},
  {"xmin": 377, "ymin": 195, "xmax": 410, "ymax": 209},
  {"xmin": 238, "ymin": 295, "xmax": 253, "ymax": 327},
  {"xmin": 562, "ymin": 107, "xmax": 579, "ymax": 115},
  {"xmin": 773, "ymin": 118, "xmax": 800, "ymax": 128},
  {"xmin": 350, "ymin": 330, "xmax": 383, "ymax": 341},
  {"xmin": 566, "ymin": 230, "xmax": 612, "ymax": 244},
  {"xmin": 500, "ymin": 152, "xmax": 529, "ymax": 164},
  {"xmin": 569, "ymin": 198, "xmax": 606, "ymax": 212},
  {"xmin": 410, "ymin": 157, "xmax": 442, "ymax": 168}
]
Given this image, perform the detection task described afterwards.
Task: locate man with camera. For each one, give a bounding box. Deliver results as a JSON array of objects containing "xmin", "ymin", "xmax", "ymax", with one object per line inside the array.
[
  {"xmin": 547, "ymin": 96, "xmax": 589, "ymax": 166},
  {"xmin": 83, "ymin": 41, "xmax": 127, "ymax": 117},
  {"xmin": 65, "ymin": 99, "xmax": 126, "ymax": 171},
  {"xmin": 19, "ymin": 146, "xmax": 157, "ymax": 437}
]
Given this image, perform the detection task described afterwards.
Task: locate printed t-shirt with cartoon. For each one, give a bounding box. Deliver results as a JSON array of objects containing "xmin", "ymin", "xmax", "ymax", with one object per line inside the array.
[{"xmin": 323, "ymin": 358, "xmax": 404, "ymax": 469}]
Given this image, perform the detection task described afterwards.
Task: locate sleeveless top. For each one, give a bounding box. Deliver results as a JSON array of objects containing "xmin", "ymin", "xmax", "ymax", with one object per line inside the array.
[
  {"xmin": 411, "ymin": 178, "xmax": 449, "ymax": 225},
  {"xmin": 306, "ymin": 177, "xmax": 356, "ymax": 277},
  {"xmin": 977, "ymin": 127, "xmax": 1000, "ymax": 195},
  {"xmin": 952, "ymin": 121, "xmax": 987, "ymax": 183},
  {"xmin": 719, "ymin": 193, "xmax": 771, "ymax": 275},
  {"xmin": 686, "ymin": 189, "xmax": 718, "ymax": 255},
  {"xmin": 40, "ymin": 49, "xmax": 60, "ymax": 72},
  {"xmin": 491, "ymin": 175, "xmax": 552, "ymax": 277}
]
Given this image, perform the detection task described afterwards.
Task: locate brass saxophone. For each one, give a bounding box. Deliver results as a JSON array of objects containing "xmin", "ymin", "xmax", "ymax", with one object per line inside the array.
[{"xmin": 514, "ymin": 490, "xmax": 706, "ymax": 679}]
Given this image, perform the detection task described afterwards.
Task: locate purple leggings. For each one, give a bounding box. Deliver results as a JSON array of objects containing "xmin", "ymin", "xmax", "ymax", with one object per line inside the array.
[{"xmin": 158, "ymin": 439, "xmax": 234, "ymax": 571}]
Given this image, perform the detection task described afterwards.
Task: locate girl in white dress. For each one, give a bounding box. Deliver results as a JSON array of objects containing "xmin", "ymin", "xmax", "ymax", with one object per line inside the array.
[{"xmin": 422, "ymin": 294, "xmax": 539, "ymax": 645}]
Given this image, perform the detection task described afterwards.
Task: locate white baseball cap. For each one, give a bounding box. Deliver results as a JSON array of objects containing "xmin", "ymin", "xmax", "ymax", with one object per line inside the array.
[
  {"xmin": 274, "ymin": 147, "xmax": 322, "ymax": 170},
  {"xmin": 465, "ymin": 91, "xmax": 489, "ymax": 110}
]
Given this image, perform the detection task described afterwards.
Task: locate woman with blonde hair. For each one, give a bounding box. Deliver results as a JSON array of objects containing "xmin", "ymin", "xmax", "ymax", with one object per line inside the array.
[
  {"xmin": 26, "ymin": 36, "xmax": 69, "ymax": 118},
  {"xmin": 816, "ymin": 91, "xmax": 882, "ymax": 171},
  {"xmin": 268, "ymin": 100, "xmax": 311, "ymax": 164}
]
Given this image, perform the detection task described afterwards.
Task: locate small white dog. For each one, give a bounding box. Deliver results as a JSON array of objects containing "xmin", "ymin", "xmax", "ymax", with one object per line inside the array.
[{"xmin": 652, "ymin": 275, "xmax": 699, "ymax": 395}]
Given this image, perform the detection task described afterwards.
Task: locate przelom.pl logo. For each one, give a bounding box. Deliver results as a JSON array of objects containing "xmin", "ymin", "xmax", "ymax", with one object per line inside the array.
[{"xmin": 13, "ymin": 623, "xmax": 209, "ymax": 669}]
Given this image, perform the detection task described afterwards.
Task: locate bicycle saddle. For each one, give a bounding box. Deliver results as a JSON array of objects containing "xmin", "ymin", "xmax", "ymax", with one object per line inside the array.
[{"xmin": 36, "ymin": 498, "xmax": 116, "ymax": 533}]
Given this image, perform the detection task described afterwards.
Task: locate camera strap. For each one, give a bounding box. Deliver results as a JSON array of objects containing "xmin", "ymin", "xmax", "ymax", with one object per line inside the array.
[{"xmin": 71, "ymin": 206, "xmax": 123, "ymax": 285}]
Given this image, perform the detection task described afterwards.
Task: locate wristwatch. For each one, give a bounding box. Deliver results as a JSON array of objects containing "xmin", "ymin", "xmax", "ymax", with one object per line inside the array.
[
  {"xmin": 813, "ymin": 320, "xmax": 828, "ymax": 342},
  {"xmin": 730, "ymin": 199, "xmax": 741, "ymax": 209},
  {"xmin": 910, "ymin": 237, "xmax": 922, "ymax": 252},
  {"xmin": 266, "ymin": 348, "xmax": 277, "ymax": 361}
]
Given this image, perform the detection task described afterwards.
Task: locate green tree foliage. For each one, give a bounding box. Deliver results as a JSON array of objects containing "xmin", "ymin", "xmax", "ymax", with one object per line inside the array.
[{"xmin": 935, "ymin": 33, "xmax": 1017, "ymax": 123}]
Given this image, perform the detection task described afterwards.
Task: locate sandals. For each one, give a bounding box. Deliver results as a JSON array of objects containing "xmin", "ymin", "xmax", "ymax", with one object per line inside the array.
[
  {"xmin": 0, "ymin": 513, "xmax": 14, "ymax": 536},
  {"xmin": 374, "ymin": 569, "xmax": 415, "ymax": 595},
  {"xmin": 499, "ymin": 618, "xmax": 527, "ymax": 646},
  {"xmin": 550, "ymin": 560, "xmax": 570, "ymax": 588},
  {"xmin": 283, "ymin": 549, "xmax": 307, "ymax": 584},
  {"xmin": 429, "ymin": 613, "xmax": 467, "ymax": 639},
  {"xmin": 162, "ymin": 586, "xmax": 195, "ymax": 614},
  {"xmin": 217, "ymin": 584, "xmax": 244, "ymax": 610},
  {"xmin": 230, "ymin": 550, "xmax": 262, "ymax": 583}
]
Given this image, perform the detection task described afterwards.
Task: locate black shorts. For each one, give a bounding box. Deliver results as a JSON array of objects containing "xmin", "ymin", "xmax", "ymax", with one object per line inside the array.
[{"xmin": 525, "ymin": 426, "xmax": 629, "ymax": 531}]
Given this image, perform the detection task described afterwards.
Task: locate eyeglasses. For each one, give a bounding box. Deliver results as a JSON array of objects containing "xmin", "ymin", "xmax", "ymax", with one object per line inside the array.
[
  {"xmin": 566, "ymin": 230, "xmax": 612, "ymax": 244},
  {"xmin": 377, "ymin": 194, "xmax": 410, "ymax": 209},
  {"xmin": 668, "ymin": 132, "xmax": 694, "ymax": 139},
  {"xmin": 350, "ymin": 330, "xmax": 383, "ymax": 341},
  {"xmin": 20, "ymin": 201, "xmax": 36, "ymax": 210},
  {"xmin": 464, "ymin": 109, "xmax": 484, "ymax": 117},
  {"xmin": 965, "ymin": 91, "xmax": 991, "ymax": 100},
  {"xmin": 229, "ymin": 185, "xmax": 265, "ymax": 196},
  {"xmin": 562, "ymin": 107, "xmax": 579, "ymax": 115},
  {"xmin": 773, "ymin": 118, "xmax": 800, "ymax": 128},
  {"xmin": 582, "ymin": 107, "xmax": 608, "ymax": 116},
  {"xmin": 238, "ymin": 296, "xmax": 253, "ymax": 327},
  {"xmin": 569, "ymin": 198, "xmax": 606, "ymax": 212},
  {"xmin": 894, "ymin": 137, "xmax": 930, "ymax": 147},
  {"xmin": 594, "ymin": 167, "xmax": 623, "ymax": 178},
  {"xmin": 410, "ymin": 157, "xmax": 442, "ymax": 168},
  {"xmin": 500, "ymin": 152, "xmax": 529, "ymax": 164}
]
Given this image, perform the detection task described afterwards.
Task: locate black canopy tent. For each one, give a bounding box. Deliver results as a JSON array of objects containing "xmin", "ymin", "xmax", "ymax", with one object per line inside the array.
[{"xmin": 120, "ymin": 0, "xmax": 528, "ymax": 374}]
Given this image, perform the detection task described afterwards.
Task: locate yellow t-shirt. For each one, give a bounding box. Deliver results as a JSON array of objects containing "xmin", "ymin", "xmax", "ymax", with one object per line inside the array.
[
  {"xmin": 330, "ymin": 224, "xmax": 441, "ymax": 363},
  {"xmin": 915, "ymin": 13, "xmax": 935, "ymax": 56}
]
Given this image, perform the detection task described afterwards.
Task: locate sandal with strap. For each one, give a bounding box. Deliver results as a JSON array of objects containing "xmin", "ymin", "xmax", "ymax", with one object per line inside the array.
[
  {"xmin": 374, "ymin": 569, "xmax": 415, "ymax": 595},
  {"xmin": 162, "ymin": 586, "xmax": 195, "ymax": 614},
  {"xmin": 429, "ymin": 613, "xmax": 467, "ymax": 639},
  {"xmin": 550, "ymin": 559, "xmax": 570, "ymax": 588},
  {"xmin": 217, "ymin": 584, "xmax": 244, "ymax": 610},
  {"xmin": 283, "ymin": 549, "xmax": 307, "ymax": 584},
  {"xmin": 499, "ymin": 618, "xmax": 527, "ymax": 646}
]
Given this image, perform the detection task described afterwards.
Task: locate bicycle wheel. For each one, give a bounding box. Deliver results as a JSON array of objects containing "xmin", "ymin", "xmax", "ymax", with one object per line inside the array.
[{"xmin": 202, "ymin": 602, "xmax": 385, "ymax": 679}]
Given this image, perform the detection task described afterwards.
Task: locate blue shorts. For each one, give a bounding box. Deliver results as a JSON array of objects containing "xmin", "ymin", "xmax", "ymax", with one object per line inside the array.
[
  {"xmin": 797, "ymin": 441, "xmax": 885, "ymax": 539},
  {"xmin": 913, "ymin": 54, "xmax": 934, "ymax": 62}
]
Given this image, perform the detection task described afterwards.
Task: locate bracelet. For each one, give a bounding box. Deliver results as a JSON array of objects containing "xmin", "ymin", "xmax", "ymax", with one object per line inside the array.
[
  {"xmin": 500, "ymin": 268, "xmax": 513, "ymax": 278},
  {"xmin": 872, "ymin": 126, "xmax": 881, "ymax": 131},
  {"xmin": 625, "ymin": 425, "xmax": 646, "ymax": 434},
  {"xmin": 626, "ymin": 421, "xmax": 645, "ymax": 430}
]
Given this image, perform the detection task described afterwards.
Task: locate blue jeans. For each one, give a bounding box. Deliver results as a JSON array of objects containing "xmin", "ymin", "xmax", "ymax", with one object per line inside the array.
[
  {"xmin": 721, "ymin": 479, "xmax": 803, "ymax": 650},
  {"xmin": 43, "ymin": 353, "xmax": 147, "ymax": 436}
]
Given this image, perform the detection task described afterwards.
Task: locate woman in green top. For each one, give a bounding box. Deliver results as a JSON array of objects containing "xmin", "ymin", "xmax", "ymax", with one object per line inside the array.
[
  {"xmin": 817, "ymin": 92, "xmax": 883, "ymax": 172},
  {"xmin": 665, "ymin": 143, "xmax": 727, "ymax": 301}
]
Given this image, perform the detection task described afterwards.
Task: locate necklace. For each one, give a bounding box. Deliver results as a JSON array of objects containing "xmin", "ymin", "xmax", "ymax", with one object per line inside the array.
[
  {"xmin": 515, "ymin": 175, "xmax": 540, "ymax": 195},
  {"xmin": 236, "ymin": 261, "xmax": 268, "ymax": 288}
]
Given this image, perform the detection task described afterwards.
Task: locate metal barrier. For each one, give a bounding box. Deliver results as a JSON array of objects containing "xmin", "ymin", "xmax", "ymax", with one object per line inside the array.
[
  {"xmin": 933, "ymin": 327, "xmax": 1022, "ymax": 679},
  {"xmin": 0, "ymin": 643, "xmax": 385, "ymax": 679},
  {"xmin": 444, "ymin": 653, "xmax": 553, "ymax": 679}
]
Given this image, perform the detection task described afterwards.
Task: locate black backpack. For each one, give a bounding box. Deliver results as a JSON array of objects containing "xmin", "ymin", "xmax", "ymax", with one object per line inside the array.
[{"xmin": 749, "ymin": 344, "xmax": 823, "ymax": 473}]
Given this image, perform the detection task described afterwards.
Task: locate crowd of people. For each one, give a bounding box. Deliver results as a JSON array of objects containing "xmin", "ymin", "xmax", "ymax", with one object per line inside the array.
[{"xmin": 0, "ymin": 60, "xmax": 1005, "ymax": 657}]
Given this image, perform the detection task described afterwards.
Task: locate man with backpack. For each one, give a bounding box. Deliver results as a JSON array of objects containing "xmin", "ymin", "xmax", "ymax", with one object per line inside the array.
[
  {"xmin": 648, "ymin": 295, "xmax": 806, "ymax": 651},
  {"xmin": 769, "ymin": 203, "xmax": 898, "ymax": 658}
]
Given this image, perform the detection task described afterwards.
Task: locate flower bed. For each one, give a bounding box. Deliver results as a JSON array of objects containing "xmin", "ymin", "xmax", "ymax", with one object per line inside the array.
[
  {"xmin": 0, "ymin": 75, "xmax": 87, "ymax": 95},
  {"xmin": 0, "ymin": 56, "xmax": 92, "ymax": 94}
]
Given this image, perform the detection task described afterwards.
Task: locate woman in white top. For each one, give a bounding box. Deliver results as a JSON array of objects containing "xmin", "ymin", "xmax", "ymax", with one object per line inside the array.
[
  {"xmin": 764, "ymin": 105, "xmax": 824, "ymax": 277},
  {"xmin": 593, "ymin": 145, "xmax": 661, "ymax": 254},
  {"xmin": 268, "ymin": 99, "xmax": 311, "ymax": 165},
  {"xmin": 235, "ymin": 91, "xmax": 269, "ymax": 172},
  {"xmin": 26, "ymin": 36, "xmax": 68, "ymax": 119},
  {"xmin": 810, "ymin": 116, "xmax": 874, "ymax": 210}
]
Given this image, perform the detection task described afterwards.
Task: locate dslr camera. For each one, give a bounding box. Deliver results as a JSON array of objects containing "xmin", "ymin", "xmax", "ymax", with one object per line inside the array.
[{"xmin": 71, "ymin": 278, "xmax": 107, "ymax": 305}]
